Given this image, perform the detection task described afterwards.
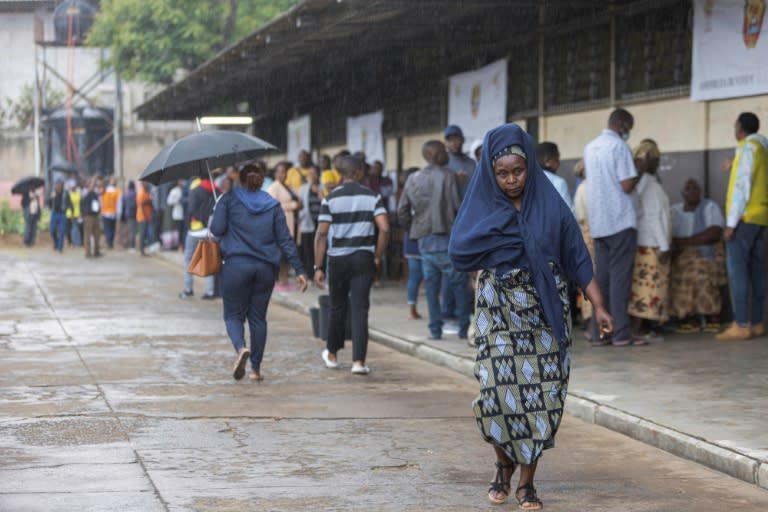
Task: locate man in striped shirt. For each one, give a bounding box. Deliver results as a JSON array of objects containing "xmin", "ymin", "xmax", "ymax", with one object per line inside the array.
[{"xmin": 314, "ymin": 155, "xmax": 390, "ymax": 374}]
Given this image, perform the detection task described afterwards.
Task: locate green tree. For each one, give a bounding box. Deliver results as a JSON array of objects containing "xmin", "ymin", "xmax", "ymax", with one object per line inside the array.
[
  {"xmin": 3, "ymin": 82, "xmax": 65, "ymax": 129},
  {"xmin": 88, "ymin": 0, "xmax": 296, "ymax": 84}
]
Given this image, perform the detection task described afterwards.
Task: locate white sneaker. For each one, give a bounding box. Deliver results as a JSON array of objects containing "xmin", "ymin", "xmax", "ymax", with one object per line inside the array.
[
  {"xmin": 351, "ymin": 364, "xmax": 370, "ymax": 375},
  {"xmin": 321, "ymin": 349, "xmax": 338, "ymax": 369}
]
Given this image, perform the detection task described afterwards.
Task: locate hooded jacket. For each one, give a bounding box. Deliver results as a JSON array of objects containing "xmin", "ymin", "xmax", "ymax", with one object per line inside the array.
[{"xmin": 210, "ymin": 188, "xmax": 305, "ymax": 275}]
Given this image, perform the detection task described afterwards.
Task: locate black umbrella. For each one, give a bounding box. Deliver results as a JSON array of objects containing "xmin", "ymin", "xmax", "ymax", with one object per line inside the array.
[
  {"xmin": 11, "ymin": 176, "xmax": 45, "ymax": 195},
  {"xmin": 139, "ymin": 130, "xmax": 277, "ymax": 186},
  {"xmin": 49, "ymin": 162, "xmax": 81, "ymax": 175}
]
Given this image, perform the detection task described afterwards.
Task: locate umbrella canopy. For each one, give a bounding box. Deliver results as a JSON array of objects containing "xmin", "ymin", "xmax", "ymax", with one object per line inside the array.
[
  {"xmin": 49, "ymin": 162, "xmax": 81, "ymax": 175},
  {"xmin": 139, "ymin": 130, "xmax": 276, "ymax": 185},
  {"xmin": 11, "ymin": 176, "xmax": 45, "ymax": 195}
]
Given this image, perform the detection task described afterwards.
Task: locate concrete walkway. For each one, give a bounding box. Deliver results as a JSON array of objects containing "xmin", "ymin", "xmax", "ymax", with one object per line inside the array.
[
  {"xmin": 3, "ymin": 246, "xmax": 768, "ymax": 512},
  {"xmin": 157, "ymin": 249, "xmax": 768, "ymax": 490}
]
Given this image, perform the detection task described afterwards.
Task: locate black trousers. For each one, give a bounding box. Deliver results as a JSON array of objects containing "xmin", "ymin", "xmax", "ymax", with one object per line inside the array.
[
  {"xmin": 300, "ymin": 231, "xmax": 315, "ymax": 278},
  {"xmin": 591, "ymin": 227, "xmax": 637, "ymax": 342},
  {"xmin": 327, "ymin": 251, "xmax": 375, "ymax": 362}
]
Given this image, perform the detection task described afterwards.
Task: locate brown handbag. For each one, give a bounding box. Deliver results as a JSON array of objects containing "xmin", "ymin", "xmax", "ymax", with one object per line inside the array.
[{"xmin": 187, "ymin": 237, "xmax": 221, "ymax": 277}]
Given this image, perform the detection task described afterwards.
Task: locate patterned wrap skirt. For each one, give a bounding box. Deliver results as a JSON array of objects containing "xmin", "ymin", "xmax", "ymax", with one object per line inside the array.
[
  {"xmin": 668, "ymin": 245, "xmax": 726, "ymax": 318},
  {"xmin": 472, "ymin": 264, "xmax": 571, "ymax": 465},
  {"xmin": 628, "ymin": 246, "xmax": 670, "ymax": 322}
]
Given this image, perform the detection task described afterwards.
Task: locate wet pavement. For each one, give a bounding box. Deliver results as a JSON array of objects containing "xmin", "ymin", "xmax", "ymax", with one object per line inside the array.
[
  {"xmin": 1, "ymin": 247, "xmax": 768, "ymax": 511},
  {"xmin": 248, "ymin": 254, "xmax": 768, "ymax": 485}
]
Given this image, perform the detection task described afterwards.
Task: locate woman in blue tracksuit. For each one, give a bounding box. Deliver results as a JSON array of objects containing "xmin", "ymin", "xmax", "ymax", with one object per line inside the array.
[{"xmin": 210, "ymin": 164, "xmax": 308, "ymax": 382}]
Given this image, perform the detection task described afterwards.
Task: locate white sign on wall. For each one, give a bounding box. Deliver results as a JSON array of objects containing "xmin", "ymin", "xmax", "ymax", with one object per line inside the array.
[
  {"xmin": 691, "ymin": 0, "xmax": 768, "ymax": 101},
  {"xmin": 448, "ymin": 59, "xmax": 508, "ymax": 148},
  {"xmin": 287, "ymin": 115, "xmax": 311, "ymax": 162},
  {"xmin": 346, "ymin": 110, "xmax": 385, "ymax": 165}
]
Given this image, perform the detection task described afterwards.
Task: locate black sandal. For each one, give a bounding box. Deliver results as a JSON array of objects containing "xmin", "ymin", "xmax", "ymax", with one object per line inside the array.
[
  {"xmin": 487, "ymin": 461, "xmax": 516, "ymax": 504},
  {"xmin": 515, "ymin": 483, "xmax": 543, "ymax": 510}
]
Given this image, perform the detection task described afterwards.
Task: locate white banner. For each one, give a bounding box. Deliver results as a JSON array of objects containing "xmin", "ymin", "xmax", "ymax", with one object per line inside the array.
[
  {"xmin": 287, "ymin": 115, "xmax": 311, "ymax": 163},
  {"xmin": 691, "ymin": 0, "xmax": 768, "ymax": 101},
  {"xmin": 448, "ymin": 59, "xmax": 507, "ymax": 148},
  {"xmin": 346, "ymin": 110, "xmax": 385, "ymax": 165}
]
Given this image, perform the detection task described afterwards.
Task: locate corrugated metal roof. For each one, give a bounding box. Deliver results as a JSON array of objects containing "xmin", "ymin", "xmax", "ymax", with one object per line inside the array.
[{"xmin": 0, "ymin": 0, "xmax": 55, "ymax": 11}]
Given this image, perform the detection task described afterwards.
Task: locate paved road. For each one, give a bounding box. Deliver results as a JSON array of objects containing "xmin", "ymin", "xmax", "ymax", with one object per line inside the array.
[{"xmin": 1, "ymin": 248, "xmax": 767, "ymax": 511}]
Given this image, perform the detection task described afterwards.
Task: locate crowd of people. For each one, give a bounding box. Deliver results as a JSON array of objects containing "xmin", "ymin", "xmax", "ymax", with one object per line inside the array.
[
  {"xmin": 19, "ymin": 110, "xmax": 765, "ymax": 354},
  {"xmin": 15, "ymin": 108, "xmax": 765, "ymax": 509},
  {"xmin": 396, "ymin": 112, "xmax": 766, "ymax": 349},
  {"xmin": 20, "ymin": 174, "xmax": 189, "ymax": 259}
]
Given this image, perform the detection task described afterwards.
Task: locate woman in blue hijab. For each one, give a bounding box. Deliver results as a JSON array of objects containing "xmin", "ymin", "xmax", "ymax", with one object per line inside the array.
[{"xmin": 449, "ymin": 124, "xmax": 614, "ymax": 508}]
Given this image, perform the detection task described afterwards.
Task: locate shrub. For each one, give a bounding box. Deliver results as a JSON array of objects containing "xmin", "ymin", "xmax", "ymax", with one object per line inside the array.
[{"xmin": 0, "ymin": 200, "xmax": 24, "ymax": 235}]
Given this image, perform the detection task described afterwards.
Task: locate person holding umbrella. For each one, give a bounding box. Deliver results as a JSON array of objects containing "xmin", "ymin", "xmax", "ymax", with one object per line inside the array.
[
  {"xmin": 210, "ymin": 164, "xmax": 308, "ymax": 381},
  {"xmin": 14, "ymin": 177, "xmax": 43, "ymax": 247}
]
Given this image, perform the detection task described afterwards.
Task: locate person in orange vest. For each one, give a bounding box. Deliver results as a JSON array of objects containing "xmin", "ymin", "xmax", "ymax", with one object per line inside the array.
[
  {"xmin": 100, "ymin": 177, "xmax": 121, "ymax": 249},
  {"xmin": 136, "ymin": 182, "xmax": 153, "ymax": 256},
  {"xmin": 716, "ymin": 112, "xmax": 768, "ymax": 341}
]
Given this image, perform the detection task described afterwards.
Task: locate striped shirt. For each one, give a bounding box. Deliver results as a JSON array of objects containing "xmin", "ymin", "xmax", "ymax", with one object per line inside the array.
[{"xmin": 318, "ymin": 182, "xmax": 387, "ymax": 257}]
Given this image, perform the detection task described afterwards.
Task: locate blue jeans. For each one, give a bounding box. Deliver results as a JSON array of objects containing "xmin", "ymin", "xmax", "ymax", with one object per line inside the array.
[
  {"xmin": 441, "ymin": 274, "xmax": 456, "ymax": 318},
  {"xmin": 70, "ymin": 219, "xmax": 82, "ymax": 247},
  {"xmin": 183, "ymin": 234, "xmax": 215, "ymax": 295},
  {"xmin": 421, "ymin": 251, "xmax": 470, "ymax": 338},
  {"xmin": 221, "ymin": 256, "xmax": 275, "ymax": 372},
  {"xmin": 406, "ymin": 257, "xmax": 423, "ymax": 305},
  {"xmin": 49, "ymin": 212, "xmax": 66, "ymax": 251},
  {"xmin": 102, "ymin": 217, "xmax": 117, "ymax": 249},
  {"xmin": 726, "ymin": 222, "xmax": 766, "ymax": 326},
  {"xmin": 23, "ymin": 209, "xmax": 38, "ymax": 246}
]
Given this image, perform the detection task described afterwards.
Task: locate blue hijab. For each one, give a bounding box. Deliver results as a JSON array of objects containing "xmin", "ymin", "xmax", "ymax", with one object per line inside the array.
[{"xmin": 449, "ymin": 123, "xmax": 593, "ymax": 347}]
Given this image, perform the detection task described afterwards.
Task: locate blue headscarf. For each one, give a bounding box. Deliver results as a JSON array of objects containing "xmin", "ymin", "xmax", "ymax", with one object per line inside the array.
[{"xmin": 449, "ymin": 123, "xmax": 593, "ymax": 347}]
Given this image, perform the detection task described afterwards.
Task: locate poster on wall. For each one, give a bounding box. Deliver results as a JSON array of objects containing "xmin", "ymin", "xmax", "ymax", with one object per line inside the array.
[
  {"xmin": 448, "ymin": 58, "xmax": 507, "ymax": 148},
  {"xmin": 691, "ymin": 0, "xmax": 768, "ymax": 101},
  {"xmin": 287, "ymin": 115, "xmax": 311, "ymax": 162},
  {"xmin": 346, "ymin": 110, "xmax": 385, "ymax": 165}
]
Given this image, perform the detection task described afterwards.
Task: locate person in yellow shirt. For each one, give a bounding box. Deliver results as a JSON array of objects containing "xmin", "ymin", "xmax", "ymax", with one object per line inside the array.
[
  {"xmin": 321, "ymin": 151, "xmax": 348, "ymax": 198},
  {"xmin": 285, "ymin": 150, "xmax": 313, "ymax": 193},
  {"xmin": 65, "ymin": 179, "xmax": 82, "ymax": 247},
  {"xmin": 716, "ymin": 112, "xmax": 768, "ymax": 341}
]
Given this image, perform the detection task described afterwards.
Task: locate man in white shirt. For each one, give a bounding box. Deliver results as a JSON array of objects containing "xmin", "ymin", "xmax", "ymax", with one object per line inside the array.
[
  {"xmin": 584, "ymin": 108, "xmax": 639, "ymax": 346},
  {"xmin": 536, "ymin": 141, "xmax": 575, "ymax": 216}
]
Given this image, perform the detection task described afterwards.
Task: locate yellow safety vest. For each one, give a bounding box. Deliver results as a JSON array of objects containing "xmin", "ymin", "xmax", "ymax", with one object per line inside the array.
[
  {"xmin": 66, "ymin": 190, "xmax": 81, "ymax": 219},
  {"xmin": 727, "ymin": 137, "xmax": 768, "ymax": 226}
]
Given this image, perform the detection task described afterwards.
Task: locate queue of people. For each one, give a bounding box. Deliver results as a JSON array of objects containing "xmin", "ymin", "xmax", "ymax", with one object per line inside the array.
[{"xmin": 580, "ymin": 109, "xmax": 766, "ymax": 344}]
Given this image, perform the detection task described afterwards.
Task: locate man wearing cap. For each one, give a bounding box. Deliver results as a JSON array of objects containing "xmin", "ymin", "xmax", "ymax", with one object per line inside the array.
[
  {"xmin": 443, "ymin": 125, "xmax": 476, "ymax": 324},
  {"xmin": 444, "ymin": 124, "xmax": 477, "ymax": 199}
]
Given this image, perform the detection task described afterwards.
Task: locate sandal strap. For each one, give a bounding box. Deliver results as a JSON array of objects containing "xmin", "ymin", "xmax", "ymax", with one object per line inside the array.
[
  {"xmin": 488, "ymin": 481, "xmax": 510, "ymax": 493},
  {"xmin": 488, "ymin": 461, "xmax": 516, "ymax": 493},
  {"xmin": 515, "ymin": 483, "xmax": 542, "ymax": 505}
]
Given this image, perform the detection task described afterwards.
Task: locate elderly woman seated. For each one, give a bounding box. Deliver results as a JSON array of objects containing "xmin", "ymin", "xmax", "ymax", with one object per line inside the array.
[{"xmin": 669, "ymin": 179, "xmax": 726, "ymax": 333}]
